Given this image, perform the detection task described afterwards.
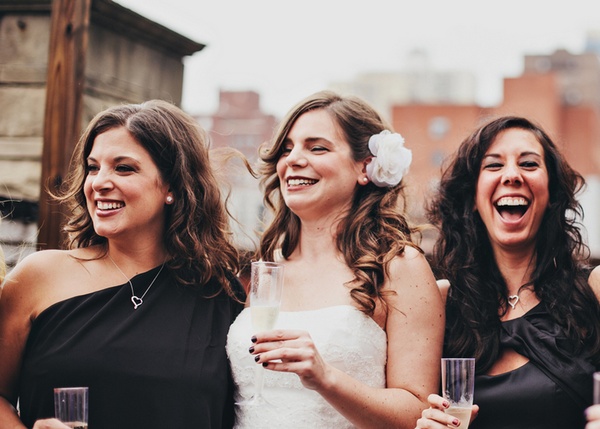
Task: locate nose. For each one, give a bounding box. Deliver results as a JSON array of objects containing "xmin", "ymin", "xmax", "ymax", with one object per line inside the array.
[
  {"xmin": 91, "ymin": 168, "xmax": 114, "ymax": 192},
  {"xmin": 285, "ymin": 146, "xmax": 308, "ymax": 168},
  {"xmin": 502, "ymin": 163, "xmax": 522, "ymax": 185}
]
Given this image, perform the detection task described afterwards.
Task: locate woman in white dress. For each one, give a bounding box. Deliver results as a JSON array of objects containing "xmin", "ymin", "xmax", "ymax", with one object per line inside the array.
[{"xmin": 227, "ymin": 91, "xmax": 445, "ymax": 428}]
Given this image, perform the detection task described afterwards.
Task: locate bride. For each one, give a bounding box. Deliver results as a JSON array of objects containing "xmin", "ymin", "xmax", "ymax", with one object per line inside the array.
[{"xmin": 227, "ymin": 91, "xmax": 444, "ymax": 428}]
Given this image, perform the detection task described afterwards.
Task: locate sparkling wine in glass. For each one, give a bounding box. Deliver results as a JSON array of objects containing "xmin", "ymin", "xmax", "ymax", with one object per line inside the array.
[
  {"xmin": 442, "ymin": 358, "xmax": 475, "ymax": 429},
  {"xmin": 237, "ymin": 261, "xmax": 284, "ymax": 406}
]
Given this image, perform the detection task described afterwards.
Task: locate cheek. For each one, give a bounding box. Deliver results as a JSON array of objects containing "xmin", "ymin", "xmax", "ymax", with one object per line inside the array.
[
  {"xmin": 83, "ymin": 177, "xmax": 93, "ymax": 198},
  {"xmin": 275, "ymin": 159, "xmax": 286, "ymax": 180}
]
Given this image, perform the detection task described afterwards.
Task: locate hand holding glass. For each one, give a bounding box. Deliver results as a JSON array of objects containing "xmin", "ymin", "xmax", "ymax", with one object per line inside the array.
[
  {"xmin": 442, "ymin": 358, "xmax": 475, "ymax": 429},
  {"xmin": 54, "ymin": 387, "xmax": 88, "ymax": 429},
  {"xmin": 237, "ymin": 261, "xmax": 284, "ymax": 406}
]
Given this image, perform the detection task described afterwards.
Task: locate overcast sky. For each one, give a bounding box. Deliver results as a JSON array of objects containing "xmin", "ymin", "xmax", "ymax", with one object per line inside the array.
[{"xmin": 115, "ymin": 0, "xmax": 600, "ymax": 118}]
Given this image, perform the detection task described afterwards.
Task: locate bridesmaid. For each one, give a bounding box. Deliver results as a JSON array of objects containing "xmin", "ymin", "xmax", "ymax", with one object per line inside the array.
[
  {"xmin": 0, "ymin": 100, "xmax": 245, "ymax": 429},
  {"xmin": 416, "ymin": 116, "xmax": 600, "ymax": 429}
]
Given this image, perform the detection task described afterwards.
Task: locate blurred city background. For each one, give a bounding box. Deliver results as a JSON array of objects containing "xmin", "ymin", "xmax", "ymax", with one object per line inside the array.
[{"xmin": 1, "ymin": 0, "xmax": 600, "ymax": 270}]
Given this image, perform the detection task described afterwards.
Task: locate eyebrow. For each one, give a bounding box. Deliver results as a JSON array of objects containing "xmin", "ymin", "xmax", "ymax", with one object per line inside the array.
[
  {"xmin": 86, "ymin": 155, "xmax": 141, "ymax": 163},
  {"xmin": 483, "ymin": 151, "xmax": 542, "ymax": 159}
]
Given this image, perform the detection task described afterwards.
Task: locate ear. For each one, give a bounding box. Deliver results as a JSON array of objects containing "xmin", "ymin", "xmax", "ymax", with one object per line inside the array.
[
  {"xmin": 358, "ymin": 157, "xmax": 372, "ymax": 186},
  {"xmin": 165, "ymin": 187, "xmax": 174, "ymax": 205}
]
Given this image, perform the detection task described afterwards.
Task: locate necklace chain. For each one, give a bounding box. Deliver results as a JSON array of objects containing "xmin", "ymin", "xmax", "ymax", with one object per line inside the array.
[{"xmin": 108, "ymin": 254, "xmax": 166, "ymax": 310}]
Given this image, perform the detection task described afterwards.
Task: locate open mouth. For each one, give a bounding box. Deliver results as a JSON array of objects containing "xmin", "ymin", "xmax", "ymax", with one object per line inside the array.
[
  {"xmin": 287, "ymin": 178, "xmax": 318, "ymax": 187},
  {"xmin": 495, "ymin": 196, "xmax": 529, "ymax": 221},
  {"xmin": 97, "ymin": 201, "xmax": 125, "ymax": 211}
]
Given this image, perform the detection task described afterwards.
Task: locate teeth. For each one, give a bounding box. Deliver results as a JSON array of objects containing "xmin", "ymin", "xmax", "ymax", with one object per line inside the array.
[
  {"xmin": 496, "ymin": 197, "xmax": 528, "ymax": 207},
  {"xmin": 97, "ymin": 201, "xmax": 124, "ymax": 210},
  {"xmin": 288, "ymin": 178, "xmax": 317, "ymax": 186}
]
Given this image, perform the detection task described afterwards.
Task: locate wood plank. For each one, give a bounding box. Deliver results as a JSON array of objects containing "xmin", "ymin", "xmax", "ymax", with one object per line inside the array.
[{"xmin": 37, "ymin": 0, "xmax": 90, "ymax": 250}]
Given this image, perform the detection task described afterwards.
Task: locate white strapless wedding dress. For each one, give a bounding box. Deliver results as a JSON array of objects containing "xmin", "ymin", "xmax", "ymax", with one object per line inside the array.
[{"xmin": 226, "ymin": 305, "xmax": 387, "ymax": 429}]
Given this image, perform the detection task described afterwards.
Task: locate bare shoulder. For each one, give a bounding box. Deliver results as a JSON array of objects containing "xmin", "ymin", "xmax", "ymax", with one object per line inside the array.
[
  {"xmin": 588, "ymin": 265, "xmax": 600, "ymax": 302},
  {"xmin": 387, "ymin": 246, "xmax": 437, "ymax": 292},
  {"xmin": 385, "ymin": 246, "xmax": 442, "ymax": 312},
  {"xmin": 2, "ymin": 248, "xmax": 98, "ymax": 318}
]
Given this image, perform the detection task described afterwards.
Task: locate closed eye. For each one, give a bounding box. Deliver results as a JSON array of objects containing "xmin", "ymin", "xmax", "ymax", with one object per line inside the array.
[
  {"xmin": 115, "ymin": 164, "xmax": 136, "ymax": 173},
  {"xmin": 483, "ymin": 162, "xmax": 503, "ymax": 170},
  {"xmin": 520, "ymin": 161, "xmax": 539, "ymax": 169},
  {"xmin": 86, "ymin": 164, "xmax": 99, "ymax": 174}
]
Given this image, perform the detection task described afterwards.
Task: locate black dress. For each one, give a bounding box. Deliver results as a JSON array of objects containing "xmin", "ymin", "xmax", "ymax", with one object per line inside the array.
[
  {"xmin": 18, "ymin": 265, "xmax": 244, "ymax": 429},
  {"xmin": 470, "ymin": 303, "xmax": 596, "ymax": 429}
]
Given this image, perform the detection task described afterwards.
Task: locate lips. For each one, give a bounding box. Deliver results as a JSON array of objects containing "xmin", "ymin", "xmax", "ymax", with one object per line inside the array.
[{"xmin": 494, "ymin": 196, "xmax": 529, "ymax": 221}]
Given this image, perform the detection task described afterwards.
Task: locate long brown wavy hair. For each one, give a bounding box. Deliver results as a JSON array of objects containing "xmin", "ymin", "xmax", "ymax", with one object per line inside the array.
[
  {"xmin": 55, "ymin": 100, "xmax": 240, "ymax": 296},
  {"xmin": 258, "ymin": 90, "xmax": 421, "ymax": 315},
  {"xmin": 427, "ymin": 115, "xmax": 600, "ymax": 372}
]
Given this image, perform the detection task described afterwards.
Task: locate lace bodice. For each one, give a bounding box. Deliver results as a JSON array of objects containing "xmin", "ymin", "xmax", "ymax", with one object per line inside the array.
[{"xmin": 226, "ymin": 305, "xmax": 387, "ymax": 428}]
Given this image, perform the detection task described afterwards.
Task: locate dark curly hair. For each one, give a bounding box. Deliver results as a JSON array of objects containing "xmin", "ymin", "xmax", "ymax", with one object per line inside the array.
[
  {"xmin": 427, "ymin": 115, "xmax": 600, "ymax": 372},
  {"xmin": 54, "ymin": 100, "xmax": 240, "ymax": 297},
  {"xmin": 258, "ymin": 90, "xmax": 421, "ymax": 316}
]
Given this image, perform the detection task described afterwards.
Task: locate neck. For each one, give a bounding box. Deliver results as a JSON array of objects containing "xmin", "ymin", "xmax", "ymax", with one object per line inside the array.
[
  {"xmin": 493, "ymin": 247, "xmax": 536, "ymax": 295},
  {"xmin": 292, "ymin": 218, "xmax": 340, "ymax": 262},
  {"xmin": 107, "ymin": 242, "xmax": 167, "ymax": 275}
]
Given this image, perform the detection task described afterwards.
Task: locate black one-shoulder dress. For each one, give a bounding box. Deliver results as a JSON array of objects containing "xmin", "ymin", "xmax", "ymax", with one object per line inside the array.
[
  {"xmin": 18, "ymin": 265, "xmax": 244, "ymax": 429},
  {"xmin": 471, "ymin": 303, "xmax": 596, "ymax": 429}
]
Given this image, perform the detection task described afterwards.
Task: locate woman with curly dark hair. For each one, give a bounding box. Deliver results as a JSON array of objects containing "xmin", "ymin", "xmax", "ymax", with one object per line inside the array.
[
  {"xmin": 416, "ymin": 116, "xmax": 600, "ymax": 429},
  {"xmin": 227, "ymin": 90, "xmax": 444, "ymax": 428},
  {"xmin": 0, "ymin": 100, "xmax": 245, "ymax": 429}
]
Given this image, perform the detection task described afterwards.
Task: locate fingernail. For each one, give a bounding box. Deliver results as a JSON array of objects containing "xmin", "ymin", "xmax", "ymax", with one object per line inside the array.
[
  {"xmin": 251, "ymin": 336, "xmax": 257, "ymax": 343},
  {"xmin": 254, "ymin": 355, "xmax": 260, "ymax": 362},
  {"xmin": 452, "ymin": 418, "xmax": 460, "ymax": 427},
  {"xmin": 262, "ymin": 362, "xmax": 268, "ymax": 367},
  {"xmin": 442, "ymin": 400, "xmax": 450, "ymax": 408},
  {"xmin": 248, "ymin": 346, "xmax": 255, "ymax": 354}
]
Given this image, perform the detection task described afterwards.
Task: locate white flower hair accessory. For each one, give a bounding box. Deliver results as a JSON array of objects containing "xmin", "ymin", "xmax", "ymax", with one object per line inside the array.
[{"xmin": 366, "ymin": 130, "xmax": 412, "ymax": 187}]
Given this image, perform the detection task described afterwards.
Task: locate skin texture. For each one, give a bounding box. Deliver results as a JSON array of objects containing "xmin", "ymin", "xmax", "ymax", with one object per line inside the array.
[{"xmin": 250, "ymin": 108, "xmax": 445, "ymax": 428}]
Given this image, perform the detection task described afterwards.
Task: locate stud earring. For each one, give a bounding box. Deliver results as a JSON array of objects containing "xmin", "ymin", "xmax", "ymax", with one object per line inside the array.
[
  {"xmin": 363, "ymin": 177, "xmax": 369, "ymax": 183},
  {"xmin": 166, "ymin": 196, "xmax": 174, "ymax": 204}
]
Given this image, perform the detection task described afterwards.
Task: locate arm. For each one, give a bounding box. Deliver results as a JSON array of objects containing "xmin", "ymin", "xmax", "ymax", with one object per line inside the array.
[
  {"xmin": 0, "ymin": 252, "xmax": 61, "ymax": 429},
  {"xmin": 253, "ymin": 247, "xmax": 445, "ymax": 428},
  {"xmin": 588, "ymin": 266, "xmax": 600, "ymax": 302}
]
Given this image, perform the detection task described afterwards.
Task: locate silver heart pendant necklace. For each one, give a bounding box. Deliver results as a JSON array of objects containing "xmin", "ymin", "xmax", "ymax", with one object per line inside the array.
[{"xmin": 108, "ymin": 254, "xmax": 166, "ymax": 310}]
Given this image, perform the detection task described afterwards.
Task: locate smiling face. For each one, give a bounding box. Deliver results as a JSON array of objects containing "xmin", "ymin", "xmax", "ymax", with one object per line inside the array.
[
  {"xmin": 474, "ymin": 128, "xmax": 550, "ymax": 254},
  {"xmin": 275, "ymin": 109, "xmax": 366, "ymax": 221},
  {"xmin": 84, "ymin": 126, "xmax": 171, "ymax": 243}
]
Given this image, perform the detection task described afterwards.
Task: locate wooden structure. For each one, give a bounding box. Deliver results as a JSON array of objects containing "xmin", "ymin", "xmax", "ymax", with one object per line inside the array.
[{"xmin": 0, "ymin": 0, "xmax": 204, "ymax": 261}]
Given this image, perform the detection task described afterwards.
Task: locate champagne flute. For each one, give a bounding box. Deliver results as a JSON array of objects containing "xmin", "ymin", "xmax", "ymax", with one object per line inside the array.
[
  {"xmin": 236, "ymin": 261, "xmax": 284, "ymax": 406},
  {"xmin": 442, "ymin": 358, "xmax": 475, "ymax": 429}
]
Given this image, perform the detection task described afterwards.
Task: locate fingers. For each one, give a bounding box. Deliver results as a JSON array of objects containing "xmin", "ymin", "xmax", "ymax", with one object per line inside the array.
[
  {"xmin": 415, "ymin": 407, "xmax": 460, "ymax": 428},
  {"xmin": 251, "ymin": 329, "xmax": 307, "ymax": 343},
  {"xmin": 586, "ymin": 404, "xmax": 600, "ymax": 428},
  {"xmin": 427, "ymin": 393, "xmax": 449, "ymax": 409},
  {"xmin": 250, "ymin": 336, "xmax": 316, "ymax": 367},
  {"xmin": 33, "ymin": 418, "xmax": 71, "ymax": 429}
]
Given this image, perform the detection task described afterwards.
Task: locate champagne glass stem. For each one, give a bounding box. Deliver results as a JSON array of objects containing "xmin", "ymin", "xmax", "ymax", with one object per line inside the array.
[{"xmin": 254, "ymin": 365, "xmax": 266, "ymax": 399}]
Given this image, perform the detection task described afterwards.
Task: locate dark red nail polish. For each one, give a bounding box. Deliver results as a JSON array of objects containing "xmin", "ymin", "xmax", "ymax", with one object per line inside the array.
[
  {"xmin": 254, "ymin": 355, "xmax": 260, "ymax": 362},
  {"xmin": 262, "ymin": 362, "xmax": 268, "ymax": 367},
  {"xmin": 248, "ymin": 346, "xmax": 254, "ymax": 354},
  {"xmin": 251, "ymin": 336, "xmax": 257, "ymax": 343}
]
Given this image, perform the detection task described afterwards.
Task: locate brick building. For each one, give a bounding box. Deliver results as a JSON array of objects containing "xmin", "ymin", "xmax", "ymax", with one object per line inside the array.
[
  {"xmin": 392, "ymin": 48, "xmax": 600, "ymax": 256},
  {"xmin": 197, "ymin": 90, "xmax": 277, "ymax": 250}
]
